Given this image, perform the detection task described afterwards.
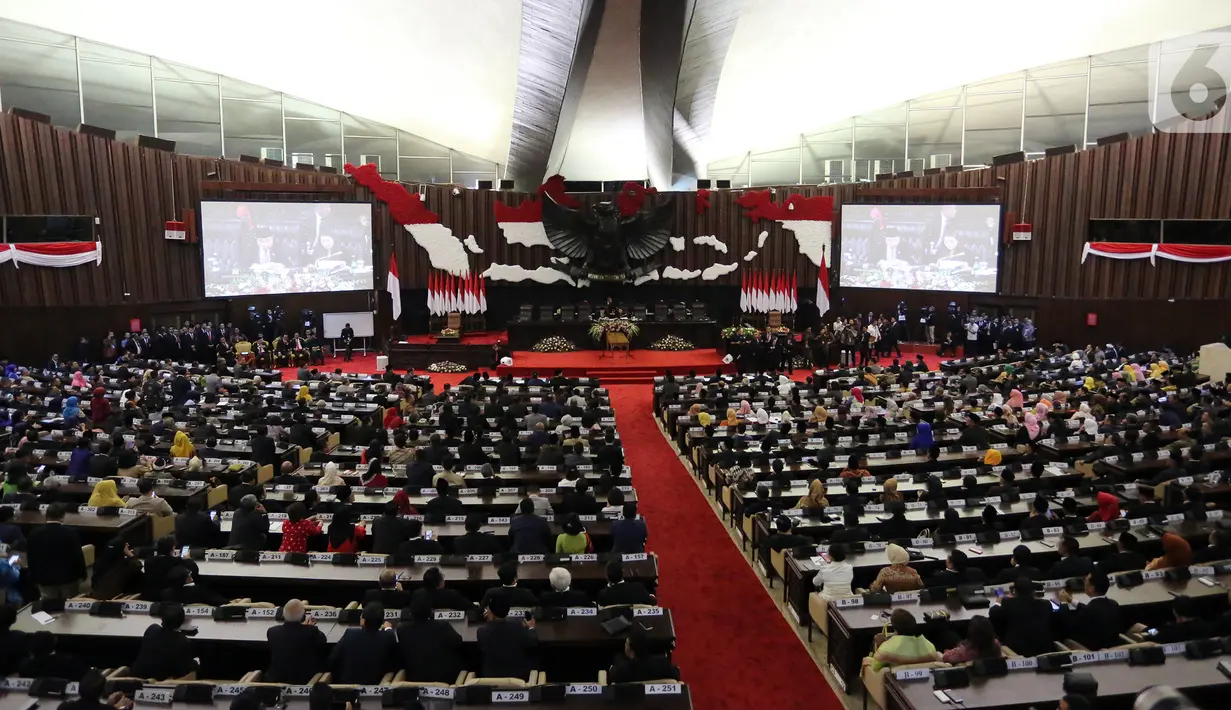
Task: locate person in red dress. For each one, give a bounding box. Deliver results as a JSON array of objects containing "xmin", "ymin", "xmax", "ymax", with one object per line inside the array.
[{"xmin": 279, "ymin": 502, "xmax": 322, "ymax": 553}]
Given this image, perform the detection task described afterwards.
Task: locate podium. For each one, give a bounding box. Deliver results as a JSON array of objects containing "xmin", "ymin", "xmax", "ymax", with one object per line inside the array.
[
  {"xmin": 1198, "ymin": 342, "xmax": 1231, "ymax": 382},
  {"xmin": 605, "ymin": 331, "xmax": 630, "ymax": 354}
]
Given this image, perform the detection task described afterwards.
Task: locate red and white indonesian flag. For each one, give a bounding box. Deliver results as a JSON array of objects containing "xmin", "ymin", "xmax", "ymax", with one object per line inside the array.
[
  {"xmin": 0, "ymin": 241, "xmax": 103, "ymax": 268},
  {"xmin": 816, "ymin": 256, "xmax": 831, "ymax": 317},
  {"xmin": 1082, "ymin": 241, "xmax": 1231, "ymax": 265},
  {"xmin": 387, "ymin": 254, "xmax": 402, "ymax": 320}
]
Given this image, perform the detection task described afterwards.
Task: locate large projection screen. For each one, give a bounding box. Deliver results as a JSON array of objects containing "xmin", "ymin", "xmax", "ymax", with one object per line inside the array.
[
  {"xmin": 839, "ymin": 204, "xmax": 1001, "ymax": 293},
  {"xmin": 201, "ymin": 201, "xmax": 374, "ymax": 297}
]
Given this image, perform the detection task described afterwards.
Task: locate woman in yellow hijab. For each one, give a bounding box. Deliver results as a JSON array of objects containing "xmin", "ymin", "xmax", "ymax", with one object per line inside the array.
[
  {"xmin": 88, "ymin": 479, "xmax": 125, "ymax": 508},
  {"xmin": 811, "ymin": 406, "xmax": 828, "ymax": 425},
  {"xmin": 1148, "ymin": 360, "xmax": 1169, "ymax": 380},
  {"xmin": 724, "ymin": 408, "xmax": 739, "ymax": 426},
  {"xmin": 1083, "ymin": 376, "xmax": 1098, "ymax": 392},
  {"xmin": 796, "ymin": 478, "xmax": 829, "ymax": 509},
  {"xmin": 296, "ymin": 385, "xmax": 312, "ymax": 404},
  {"xmin": 1122, "ymin": 363, "xmax": 1137, "ymax": 383},
  {"xmin": 170, "ymin": 430, "xmax": 195, "ymax": 459},
  {"xmin": 983, "ymin": 448, "xmax": 1002, "ymax": 466}
]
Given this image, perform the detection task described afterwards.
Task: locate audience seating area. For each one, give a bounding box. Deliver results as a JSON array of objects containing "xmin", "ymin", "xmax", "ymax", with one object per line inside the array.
[
  {"xmin": 0, "ymin": 363, "xmax": 688, "ymax": 707},
  {"xmin": 653, "ymin": 346, "xmax": 1231, "ymax": 710}
]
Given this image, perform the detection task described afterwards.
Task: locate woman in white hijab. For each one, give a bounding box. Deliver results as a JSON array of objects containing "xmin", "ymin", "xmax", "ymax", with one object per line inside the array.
[
  {"xmin": 1082, "ymin": 417, "xmax": 1098, "ymax": 438},
  {"xmin": 318, "ymin": 462, "xmax": 344, "ymax": 486},
  {"xmin": 777, "ymin": 375, "xmax": 793, "ymax": 397},
  {"xmin": 1069, "ymin": 402, "xmax": 1092, "ymax": 421},
  {"xmin": 755, "ymin": 408, "xmax": 770, "ymax": 425}
]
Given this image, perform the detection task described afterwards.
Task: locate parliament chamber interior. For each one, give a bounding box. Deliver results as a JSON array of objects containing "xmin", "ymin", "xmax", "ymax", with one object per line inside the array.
[{"xmin": 4, "ymin": 3, "xmax": 1231, "ymax": 710}]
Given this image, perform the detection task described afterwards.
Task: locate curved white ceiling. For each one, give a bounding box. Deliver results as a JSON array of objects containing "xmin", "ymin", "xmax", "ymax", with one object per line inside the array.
[
  {"xmin": 0, "ymin": 0, "xmax": 522, "ymax": 163},
  {"xmin": 5, "ymin": 0, "xmax": 1231, "ymax": 175},
  {"xmin": 707, "ymin": 0, "xmax": 1231, "ymax": 160}
]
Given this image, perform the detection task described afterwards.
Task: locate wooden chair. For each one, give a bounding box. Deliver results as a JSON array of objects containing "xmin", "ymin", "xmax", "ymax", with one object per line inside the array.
[
  {"xmin": 462, "ymin": 671, "xmax": 543, "ymax": 687},
  {"xmin": 207, "ymin": 484, "xmax": 228, "ymax": 509},
  {"xmin": 299, "ymin": 447, "xmax": 313, "ymax": 465},
  {"xmin": 256, "ymin": 464, "xmax": 274, "ymax": 484},
  {"xmin": 769, "ymin": 548, "xmax": 787, "ymax": 592},
  {"xmin": 862, "ymin": 660, "xmax": 949, "ymax": 710},
  {"xmin": 151, "ymin": 513, "xmax": 176, "ymax": 541},
  {"xmin": 807, "ymin": 593, "xmax": 831, "ymax": 641},
  {"xmin": 447, "ymin": 312, "xmax": 461, "ymax": 332}
]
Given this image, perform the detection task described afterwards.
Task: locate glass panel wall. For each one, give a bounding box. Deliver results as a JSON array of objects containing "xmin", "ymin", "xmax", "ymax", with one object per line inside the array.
[{"xmin": 0, "ymin": 17, "xmax": 493, "ymax": 186}]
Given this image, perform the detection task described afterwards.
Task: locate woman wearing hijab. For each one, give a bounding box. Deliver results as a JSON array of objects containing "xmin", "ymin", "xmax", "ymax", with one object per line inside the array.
[
  {"xmin": 1083, "ymin": 376, "xmax": 1099, "ymax": 392},
  {"xmin": 738, "ymin": 400, "xmax": 753, "ymax": 417},
  {"xmin": 1087, "ymin": 491, "xmax": 1121, "ymax": 522},
  {"xmin": 796, "ymin": 479, "xmax": 829, "ymax": 509},
  {"xmin": 90, "ymin": 387, "xmax": 112, "ymax": 428},
  {"xmin": 811, "ymin": 406, "xmax": 828, "ymax": 425},
  {"xmin": 850, "ymin": 387, "xmax": 865, "ymax": 406},
  {"xmin": 755, "ymin": 408, "xmax": 770, "ymax": 425},
  {"xmin": 909, "ymin": 421, "xmax": 934, "ymax": 450},
  {"xmin": 318, "ymin": 462, "xmax": 345, "ymax": 487},
  {"xmin": 70, "ymin": 371, "xmax": 89, "ymax": 389},
  {"xmin": 724, "ymin": 408, "xmax": 739, "ymax": 426},
  {"xmin": 1005, "ymin": 389, "xmax": 1025, "ymax": 411},
  {"xmin": 61, "ymin": 396, "xmax": 84, "ymax": 422},
  {"xmin": 869, "ymin": 543, "xmax": 923, "ymax": 592},
  {"xmin": 88, "ymin": 479, "xmax": 126, "ymax": 508},
  {"xmin": 1149, "ymin": 360, "xmax": 1170, "ymax": 380},
  {"xmin": 881, "ymin": 478, "xmax": 904, "ymax": 505},
  {"xmin": 360, "ymin": 439, "xmax": 384, "ymax": 466},
  {"xmin": 169, "ymin": 430, "xmax": 195, "ymax": 459},
  {"xmin": 1018, "ymin": 413, "xmax": 1041, "ymax": 445},
  {"xmin": 296, "ymin": 385, "xmax": 312, "ymax": 405},
  {"xmin": 326, "ymin": 507, "xmax": 366, "ymax": 553},
  {"xmin": 382, "ymin": 405, "xmax": 403, "ymax": 430},
  {"xmin": 1081, "ymin": 417, "xmax": 1099, "ymax": 438},
  {"xmin": 1146, "ymin": 532, "xmax": 1192, "ymax": 570},
  {"xmin": 983, "ymin": 449, "xmax": 1002, "ymax": 466},
  {"xmin": 1069, "ymin": 402, "xmax": 1092, "ymax": 422}
]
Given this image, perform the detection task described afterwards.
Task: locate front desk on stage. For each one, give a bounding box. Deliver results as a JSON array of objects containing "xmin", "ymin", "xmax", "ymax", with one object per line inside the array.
[{"xmin": 506, "ymin": 318, "xmax": 719, "ymax": 350}]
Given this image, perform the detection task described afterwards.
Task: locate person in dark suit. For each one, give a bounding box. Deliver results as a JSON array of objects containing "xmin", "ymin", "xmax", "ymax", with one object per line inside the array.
[
  {"xmin": 0, "ymin": 606, "xmax": 28, "ymax": 677},
  {"xmin": 227, "ymin": 470, "xmax": 264, "ymax": 509},
  {"xmin": 829, "ymin": 506, "xmax": 871, "ymax": 545},
  {"xmin": 129, "ymin": 605, "xmax": 200, "ymax": 680},
  {"xmin": 424, "ymin": 480, "xmax": 466, "ymax": 520},
  {"xmin": 175, "ymin": 498, "xmax": 220, "ymax": 549},
  {"xmin": 1125, "ymin": 486, "xmax": 1163, "ymax": 520},
  {"xmin": 1097, "ymin": 532, "xmax": 1148, "ymax": 575},
  {"xmin": 611, "ymin": 502, "xmax": 648, "ymax": 554},
  {"xmin": 1047, "ymin": 536, "xmax": 1096, "ymax": 580},
  {"xmin": 371, "ymin": 502, "xmax": 410, "ymax": 555},
  {"xmin": 54, "ymin": 670, "xmax": 121, "ymax": 710},
  {"xmin": 927, "ymin": 549, "xmax": 987, "ymax": 587},
  {"xmin": 397, "ymin": 598, "xmax": 464, "ymax": 684},
  {"xmin": 1135, "ymin": 594, "xmax": 1213, "ymax": 644},
  {"xmin": 480, "ymin": 562, "xmax": 539, "ymax": 610},
  {"xmin": 409, "ymin": 567, "xmax": 474, "ymax": 610},
  {"xmin": 509, "ymin": 498, "xmax": 553, "ymax": 555},
  {"xmin": 395, "ymin": 519, "xmax": 444, "ymax": 558},
  {"xmin": 265, "ymin": 599, "xmax": 328, "ymax": 684},
  {"xmin": 142, "ymin": 535, "xmax": 200, "ymax": 601},
  {"xmin": 992, "ymin": 546, "xmax": 1041, "ymax": 585},
  {"xmin": 329, "ymin": 603, "xmax": 399, "ymax": 684},
  {"xmin": 454, "ymin": 513, "xmax": 504, "ymax": 556},
  {"xmin": 250, "ymin": 428, "xmax": 279, "ymax": 469},
  {"xmin": 363, "ymin": 569, "xmax": 412, "ymax": 610},
  {"xmin": 228, "ymin": 495, "xmax": 269, "ymax": 551},
  {"xmin": 559, "ymin": 478, "xmax": 600, "ymax": 516},
  {"xmin": 759, "ymin": 515, "xmax": 812, "ymax": 564},
  {"xmin": 27, "ymin": 503, "xmax": 87, "ymax": 598},
  {"xmin": 598, "ymin": 560, "xmax": 655, "ymax": 607},
  {"xmin": 608, "ymin": 626, "xmax": 680, "ymax": 683},
  {"xmin": 540, "ymin": 567, "xmax": 591, "ymax": 607},
  {"xmin": 477, "ymin": 596, "xmax": 538, "ymax": 680},
  {"xmin": 989, "ymin": 577, "xmax": 1056, "ymax": 657},
  {"xmin": 18, "ymin": 631, "xmax": 89, "ymax": 681},
  {"xmin": 1057, "ymin": 572, "xmax": 1123, "ymax": 650}
]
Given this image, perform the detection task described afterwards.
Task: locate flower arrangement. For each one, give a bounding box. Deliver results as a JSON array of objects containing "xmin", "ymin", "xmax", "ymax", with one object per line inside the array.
[
  {"xmin": 722, "ymin": 325, "xmax": 760, "ymax": 339},
  {"xmin": 649, "ymin": 335, "xmax": 695, "ymax": 351},
  {"xmin": 439, "ymin": 328, "xmax": 459, "ymax": 337},
  {"xmin": 589, "ymin": 318, "xmax": 640, "ymax": 342},
  {"xmin": 771, "ymin": 325, "xmax": 791, "ymax": 334},
  {"xmin": 426, "ymin": 361, "xmax": 467, "ymax": 373},
  {"xmin": 532, "ymin": 336, "xmax": 578, "ymax": 353}
]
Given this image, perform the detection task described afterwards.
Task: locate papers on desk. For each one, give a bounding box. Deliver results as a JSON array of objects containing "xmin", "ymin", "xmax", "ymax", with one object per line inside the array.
[{"xmin": 31, "ymin": 611, "xmax": 55, "ymax": 625}]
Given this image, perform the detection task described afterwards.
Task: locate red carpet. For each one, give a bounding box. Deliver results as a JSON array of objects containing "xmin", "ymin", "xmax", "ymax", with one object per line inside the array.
[{"xmin": 607, "ymin": 384, "xmax": 841, "ymax": 710}]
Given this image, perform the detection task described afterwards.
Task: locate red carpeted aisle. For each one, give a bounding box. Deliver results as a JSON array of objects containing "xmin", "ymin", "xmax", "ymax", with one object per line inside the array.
[{"xmin": 607, "ymin": 384, "xmax": 842, "ymax": 710}]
